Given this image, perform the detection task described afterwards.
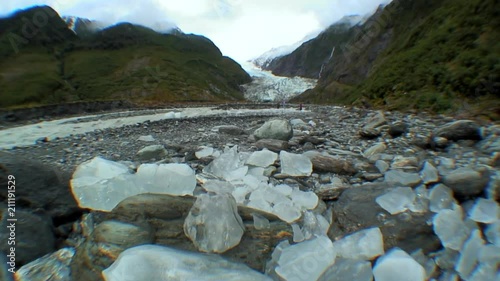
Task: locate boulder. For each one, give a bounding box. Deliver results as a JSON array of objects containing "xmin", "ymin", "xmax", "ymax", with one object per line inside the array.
[
  {"xmin": 359, "ymin": 128, "xmax": 381, "ymax": 139},
  {"xmin": 0, "ymin": 209, "xmax": 56, "ymax": 266},
  {"xmin": 253, "ymin": 119, "xmax": 293, "ymax": 141},
  {"xmin": 136, "ymin": 145, "xmax": 168, "ymax": 161},
  {"xmin": 363, "ymin": 111, "xmax": 387, "ymax": 130},
  {"xmin": 305, "ymin": 153, "xmax": 357, "ymax": 175},
  {"xmin": 433, "ymin": 120, "xmax": 482, "ymax": 141},
  {"xmin": 388, "ymin": 122, "xmax": 408, "ymax": 138},
  {"xmin": 329, "ymin": 183, "xmax": 441, "ymax": 254},
  {"xmin": 442, "ymin": 167, "xmax": 491, "ymax": 198},
  {"xmin": 255, "ymin": 139, "xmax": 289, "ymax": 152},
  {"xmin": 0, "ymin": 151, "xmax": 80, "ymax": 226},
  {"xmin": 217, "ymin": 125, "xmax": 247, "ymax": 136}
]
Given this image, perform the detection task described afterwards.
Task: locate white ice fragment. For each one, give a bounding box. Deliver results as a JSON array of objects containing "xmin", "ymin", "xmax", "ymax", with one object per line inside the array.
[
  {"xmin": 203, "ymin": 146, "xmax": 246, "ymax": 181},
  {"xmin": 455, "ymin": 230, "xmax": 485, "ymax": 280},
  {"xmin": 279, "ymin": 151, "xmax": 313, "ymax": 177},
  {"xmin": 384, "ymin": 170, "xmax": 421, "ymax": 187},
  {"xmin": 15, "ymin": 248, "xmax": 75, "ymax": 281},
  {"xmin": 376, "ymin": 187, "xmax": 416, "ymax": 215},
  {"xmin": 252, "ymin": 213, "xmax": 270, "ymax": 230},
  {"xmin": 102, "ymin": 245, "xmax": 271, "ymax": 281},
  {"xmin": 429, "ymin": 184, "xmax": 457, "ymax": 213},
  {"xmin": 136, "ymin": 163, "xmax": 196, "ymax": 196},
  {"xmin": 232, "ymin": 186, "xmax": 250, "ymax": 204},
  {"xmin": 274, "ymin": 184, "xmax": 293, "ymax": 196},
  {"xmin": 421, "ymin": 161, "xmax": 439, "ymax": 184},
  {"xmin": 137, "ymin": 135, "xmax": 155, "ymax": 142},
  {"xmin": 409, "ymin": 185, "xmax": 430, "ymax": 213},
  {"xmin": 247, "ymin": 199, "xmax": 273, "ymax": 214},
  {"xmin": 195, "ymin": 146, "xmax": 215, "ymax": 159},
  {"xmin": 71, "ymin": 156, "xmax": 130, "ymax": 185},
  {"xmin": 318, "ymin": 259, "xmax": 373, "ymax": 281},
  {"xmin": 301, "ymin": 211, "xmax": 330, "ymax": 240},
  {"xmin": 469, "ymin": 262, "xmax": 500, "ymax": 281},
  {"xmin": 478, "ymin": 244, "xmax": 500, "ymax": 264},
  {"xmin": 485, "ymin": 221, "xmax": 500, "ymax": 246},
  {"xmin": 333, "ymin": 227, "xmax": 384, "ymax": 260},
  {"xmin": 291, "ymin": 188, "xmax": 319, "ymax": 210},
  {"xmin": 373, "ymin": 248, "xmax": 426, "ymax": 281},
  {"xmin": 275, "ymin": 236, "xmax": 336, "ymax": 281},
  {"xmin": 433, "ymin": 206, "xmax": 473, "ymax": 251},
  {"xmin": 292, "ymin": 224, "xmax": 305, "ymax": 242},
  {"xmin": 273, "ymin": 201, "xmax": 302, "ymax": 223},
  {"xmin": 203, "ymin": 180, "xmax": 235, "ymax": 195},
  {"xmin": 246, "ymin": 149, "xmax": 278, "ymax": 167},
  {"xmin": 468, "ymin": 198, "xmax": 500, "ymax": 224},
  {"xmin": 184, "ymin": 193, "xmax": 244, "ymax": 253}
]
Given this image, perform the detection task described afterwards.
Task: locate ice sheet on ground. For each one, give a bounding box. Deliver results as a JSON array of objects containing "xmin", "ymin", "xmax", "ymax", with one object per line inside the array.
[
  {"xmin": 376, "ymin": 187, "xmax": 416, "ymax": 215},
  {"xmin": 429, "ymin": 184, "xmax": 457, "ymax": 213},
  {"xmin": 373, "ymin": 248, "xmax": 426, "ymax": 281},
  {"xmin": 468, "ymin": 198, "xmax": 500, "ymax": 224},
  {"xmin": 102, "ymin": 244, "xmax": 272, "ymax": 281},
  {"xmin": 455, "ymin": 230, "xmax": 485, "ymax": 280},
  {"xmin": 275, "ymin": 236, "xmax": 336, "ymax": 281},
  {"xmin": 246, "ymin": 149, "xmax": 278, "ymax": 167},
  {"xmin": 333, "ymin": 227, "xmax": 384, "ymax": 260},
  {"xmin": 318, "ymin": 259, "xmax": 373, "ymax": 281},
  {"xmin": 433, "ymin": 206, "xmax": 474, "ymax": 251},
  {"xmin": 184, "ymin": 193, "xmax": 245, "ymax": 253},
  {"xmin": 279, "ymin": 151, "xmax": 313, "ymax": 177},
  {"xmin": 71, "ymin": 157, "xmax": 196, "ymax": 211}
]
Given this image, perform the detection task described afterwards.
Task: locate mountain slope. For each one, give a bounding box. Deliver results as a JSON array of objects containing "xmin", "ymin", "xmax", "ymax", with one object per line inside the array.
[
  {"xmin": 260, "ymin": 15, "xmax": 363, "ymax": 79},
  {"xmin": 277, "ymin": 0, "xmax": 499, "ymax": 117},
  {"xmin": 0, "ymin": 6, "xmax": 251, "ymax": 108}
]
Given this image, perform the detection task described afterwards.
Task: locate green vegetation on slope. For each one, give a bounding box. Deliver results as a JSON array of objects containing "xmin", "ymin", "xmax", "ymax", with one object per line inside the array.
[
  {"xmin": 292, "ymin": 0, "xmax": 499, "ymax": 117},
  {"xmin": 0, "ymin": 7, "xmax": 251, "ymax": 108}
]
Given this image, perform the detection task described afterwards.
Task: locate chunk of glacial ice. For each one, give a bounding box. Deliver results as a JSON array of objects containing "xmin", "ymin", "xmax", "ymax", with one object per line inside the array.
[
  {"xmin": 184, "ymin": 193, "xmax": 245, "ymax": 253},
  {"xmin": 279, "ymin": 151, "xmax": 313, "ymax": 177},
  {"xmin": 135, "ymin": 163, "xmax": 196, "ymax": 195},
  {"xmin": 301, "ymin": 211, "xmax": 330, "ymax": 240},
  {"xmin": 333, "ymin": 227, "xmax": 384, "ymax": 260},
  {"xmin": 71, "ymin": 158, "xmax": 197, "ymax": 211},
  {"xmin": 291, "ymin": 188, "xmax": 319, "ymax": 210},
  {"xmin": 455, "ymin": 230, "xmax": 485, "ymax": 280},
  {"xmin": 292, "ymin": 224, "xmax": 305, "ymax": 242},
  {"xmin": 102, "ymin": 244, "xmax": 271, "ymax": 281},
  {"xmin": 273, "ymin": 201, "xmax": 302, "ymax": 223},
  {"xmin": 275, "ymin": 236, "xmax": 336, "ymax": 281},
  {"xmin": 203, "ymin": 146, "xmax": 246, "ymax": 180},
  {"xmin": 408, "ymin": 185, "xmax": 430, "ymax": 213},
  {"xmin": 485, "ymin": 221, "xmax": 500, "ymax": 246},
  {"xmin": 246, "ymin": 149, "xmax": 278, "ymax": 167},
  {"xmin": 468, "ymin": 263, "xmax": 500, "ymax": 281},
  {"xmin": 202, "ymin": 180, "xmax": 235, "ymax": 195},
  {"xmin": 195, "ymin": 146, "xmax": 215, "ymax": 159},
  {"xmin": 373, "ymin": 248, "xmax": 426, "ymax": 281},
  {"xmin": 420, "ymin": 161, "xmax": 439, "ymax": 184},
  {"xmin": 252, "ymin": 213, "xmax": 270, "ymax": 230},
  {"xmin": 468, "ymin": 198, "xmax": 500, "ymax": 224},
  {"xmin": 317, "ymin": 259, "xmax": 373, "ymax": 281},
  {"xmin": 384, "ymin": 170, "xmax": 421, "ymax": 187},
  {"xmin": 433, "ymin": 206, "xmax": 473, "ymax": 251},
  {"xmin": 71, "ymin": 156, "xmax": 130, "ymax": 186},
  {"xmin": 376, "ymin": 187, "xmax": 416, "ymax": 215},
  {"xmin": 15, "ymin": 248, "xmax": 75, "ymax": 281},
  {"xmin": 429, "ymin": 184, "xmax": 457, "ymax": 213}
]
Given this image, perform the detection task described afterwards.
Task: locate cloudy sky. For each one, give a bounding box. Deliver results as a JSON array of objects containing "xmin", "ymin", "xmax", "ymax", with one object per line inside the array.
[{"xmin": 1, "ymin": 0, "xmax": 391, "ymax": 62}]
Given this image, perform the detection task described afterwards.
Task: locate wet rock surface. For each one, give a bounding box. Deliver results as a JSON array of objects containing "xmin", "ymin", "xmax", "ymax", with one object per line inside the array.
[{"xmin": 2, "ymin": 104, "xmax": 499, "ymax": 280}]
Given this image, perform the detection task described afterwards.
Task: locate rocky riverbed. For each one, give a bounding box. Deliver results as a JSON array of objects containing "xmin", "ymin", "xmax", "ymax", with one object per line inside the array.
[{"xmin": 1, "ymin": 104, "xmax": 499, "ymax": 281}]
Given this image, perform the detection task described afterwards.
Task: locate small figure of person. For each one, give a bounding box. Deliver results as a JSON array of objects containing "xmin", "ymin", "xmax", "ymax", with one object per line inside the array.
[
  {"xmin": 277, "ymin": 102, "xmax": 280, "ymax": 109},
  {"xmin": 299, "ymin": 103, "xmax": 303, "ymax": 111}
]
